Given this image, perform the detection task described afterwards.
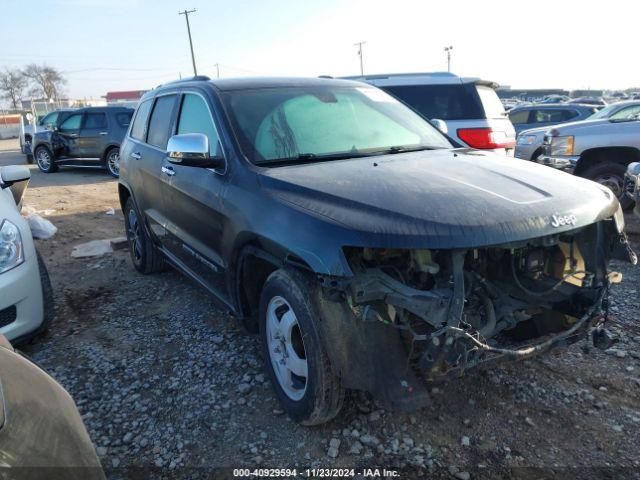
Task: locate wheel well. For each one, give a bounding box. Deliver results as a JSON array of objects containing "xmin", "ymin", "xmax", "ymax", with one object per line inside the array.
[
  {"xmin": 575, "ymin": 147, "xmax": 640, "ymax": 176},
  {"xmin": 531, "ymin": 147, "xmax": 543, "ymax": 161},
  {"xmin": 238, "ymin": 251, "xmax": 280, "ymax": 331},
  {"xmin": 118, "ymin": 184, "xmax": 131, "ymax": 213},
  {"xmin": 103, "ymin": 145, "xmax": 119, "ymax": 161},
  {"xmin": 235, "ymin": 244, "xmax": 314, "ymax": 330}
]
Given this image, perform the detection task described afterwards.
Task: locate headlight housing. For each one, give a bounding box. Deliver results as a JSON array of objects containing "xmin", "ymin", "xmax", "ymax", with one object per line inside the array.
[
  {"xmin": 517, "ymin": 134, "xmax": 537, "ymax": 146},
  {"xmin": 549, "ymin": 135, "xmax": 575, "ymax": 156},
  {"xmin": 0, "ymin": 220, "xmax": 24, "ymax": 274}
]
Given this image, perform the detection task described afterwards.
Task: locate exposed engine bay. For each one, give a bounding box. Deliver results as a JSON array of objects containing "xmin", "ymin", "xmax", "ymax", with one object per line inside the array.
[{"xmin": 318, "ymin": 220, "xmax": 635, "ymax": 394}]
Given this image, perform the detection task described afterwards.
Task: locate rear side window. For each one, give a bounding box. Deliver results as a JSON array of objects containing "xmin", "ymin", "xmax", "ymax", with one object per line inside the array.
[
  {"xmin": 147, "ymin": 96, "xmax": 176, "ymax": 149},
  {"xmin": 130, "ymin": 100, "xmax": 152, "ymax": 141},
  {"xmin": 382, "ymin": 84, "xmax": 483, "ymax": 120},
  {"xmin": 84, "ymin": 112, "xmax": 107, "ymax": 129},
  {"xmin": 508, "ymin": 109, "xmax": 530, "ymax": 124},
  {"xmin": 116, "ymin": 112, "xmax": 133, "ymax": 127},
  {"xmin": 532, "ymin": 109, "xmax": 577, "ymax": 123},
  {"xmin": 475, "ymin": 85, "xmax": 506, "ymax": 119},
  {"xmin": 177, "ymin": 94, "xmax": 221, "ymax": 156}
]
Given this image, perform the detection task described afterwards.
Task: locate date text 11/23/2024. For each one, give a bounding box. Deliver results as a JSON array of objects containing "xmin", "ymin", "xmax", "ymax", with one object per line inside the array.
[{"xmin": 233, "ymin": 468, "xmax": 401, "ymax": 478}]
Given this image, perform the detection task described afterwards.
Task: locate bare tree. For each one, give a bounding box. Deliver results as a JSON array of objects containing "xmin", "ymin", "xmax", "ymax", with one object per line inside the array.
[
  {"xmin": 0, "ymin": 69, "xmax": 27, "ymax": 109},
  {"xmin": 22, "ymin": 64, "xmax": 67, "ymax": 101}
]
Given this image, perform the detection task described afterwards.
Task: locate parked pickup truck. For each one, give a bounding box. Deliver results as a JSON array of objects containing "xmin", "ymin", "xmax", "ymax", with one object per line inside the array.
[
  {"xmin": 537, "ymin": 114, "xmax": 640, "ymax": 208},
  {"xmin": 625, "ymin": 162, "xmax": 640, "ymax": 216}
]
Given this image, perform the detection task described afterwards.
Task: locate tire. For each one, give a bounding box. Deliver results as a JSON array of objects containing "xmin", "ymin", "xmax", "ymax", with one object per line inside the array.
[
  {"xmin": 581, "ymin": 161, "xmax": 633, "ymax": 209},
  {"xmin": 123, "ymin": 197, "xmax": 166, "ymax": 274},
  {"xmin": 34, "ymin": 146, "xmax": 57, "ymax": 173},
  {"xmin": 259, "ymin": 268, "xmax": 344, "ymax": 425},
  {"xmin": 36, "ymin": 250, "xmax": 55, "ymax": 334},
  {"xmin": 26, "ymin": 154, "xmax": 34, "ymax": 164},
  {"xmin": 105, "ymin": 147, "xmax": 120, "ymax": 178}
]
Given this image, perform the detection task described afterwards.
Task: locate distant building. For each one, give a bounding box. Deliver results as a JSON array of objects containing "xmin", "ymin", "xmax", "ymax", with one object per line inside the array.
[
  {"xmin": 570, "ymin": 89, "xmax": 604, "ymax": 98},
  {"xmin": 105, "ymin": 90, "xmax": 148, "ymax": 107},
  {"xmin": 496, "ymin": 88, "xmax": 569, "ymax": 102}
]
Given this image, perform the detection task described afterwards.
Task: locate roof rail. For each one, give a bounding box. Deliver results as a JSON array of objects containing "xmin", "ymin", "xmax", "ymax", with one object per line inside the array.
[
  {"xmin": 157, "ymin": 75, "xmax": 211, "ymax": 88},
  {"xmin": 342, "ymin": 71, "xmax": 458, "ymax": 80}
]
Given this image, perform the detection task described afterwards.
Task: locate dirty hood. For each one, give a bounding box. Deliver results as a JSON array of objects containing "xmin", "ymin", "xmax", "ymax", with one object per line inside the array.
[{"xmin": 258, "ymin": 149, "xmax": 618, "ymax": 248}]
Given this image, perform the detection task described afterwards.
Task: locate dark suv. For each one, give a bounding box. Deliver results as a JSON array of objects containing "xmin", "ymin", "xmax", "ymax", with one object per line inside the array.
[
  {"xmin": 118, "ymin": 76, "xmax": 632, "ymax": 425},
  {"xmin": 32, "ymin": 106, "xmax": 133, "ymax": 177}
]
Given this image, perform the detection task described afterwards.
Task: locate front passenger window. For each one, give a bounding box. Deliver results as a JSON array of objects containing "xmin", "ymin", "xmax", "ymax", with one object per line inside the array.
[
  {"xmin": 59, "ymin": 113, "xmax": 82, "ymax": 131},
  {"xmin": 177, "ymin": 94, "xmax": 222, "ymax": 156}
]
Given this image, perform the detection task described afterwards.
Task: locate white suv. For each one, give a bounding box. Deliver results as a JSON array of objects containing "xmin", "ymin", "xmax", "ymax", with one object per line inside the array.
[
  {"xmin": 346, "ymin": 72, "xmax": 516, "ymax": 155},
  {"xmin": 0, "ymin": 166, "xmax": 53, "ymax": 343}
]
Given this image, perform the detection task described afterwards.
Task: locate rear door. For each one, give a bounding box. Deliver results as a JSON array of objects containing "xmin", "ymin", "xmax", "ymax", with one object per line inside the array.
[
  {"xmin": 78, "ymin": 111, "xmax": 108, "ymax": 158},
  {"xmin": 161, "ymin": 91, "xmax": 229, "ymax": 300},
  {"xmin": 122, "ymin": 95, "xmax": 178, "ymax": 242}
]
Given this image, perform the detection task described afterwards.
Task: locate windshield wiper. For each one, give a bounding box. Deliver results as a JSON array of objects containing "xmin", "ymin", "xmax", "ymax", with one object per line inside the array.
[
  {"xmin": 383, "ymin": 145, "xmax": 440, "ymax": 154},
  {"xmin": 254, "ymin": 151, "xmax": 373, "ymax": 166},
  {"xmin": 254, "ymin": 145, "xmax": 442, "ymax": 166}
]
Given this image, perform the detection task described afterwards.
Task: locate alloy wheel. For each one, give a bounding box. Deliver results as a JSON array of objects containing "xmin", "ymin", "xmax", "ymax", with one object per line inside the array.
[
  {"xmin": 127, "ymin": 208, "xmax": 143, "ymax": 263},
  {"xmin": 36, "ymin": 149, "xmax": 51, "ymax": 170},
  {"xmin": 265, "ymin": 296, "xmax": 308, "ymax": 401},
  {"xmin": 107, "ymin": 150, "xmax": 120, "ymax": 176}
]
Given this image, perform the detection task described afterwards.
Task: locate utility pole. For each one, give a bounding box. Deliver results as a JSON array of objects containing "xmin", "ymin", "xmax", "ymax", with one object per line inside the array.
[
  {"xmin": 179, "ymin": 9, "xmax": 198, "ymax": 76},
  {"xmin": 214, "ymin": 63, "xmax": 220, "ymax": 79},
  {"xmin": 354, "ymin": 41, "xmax": 366, "ymax": 75},
  {"xmin": 444, "ymin": 45, "xmax": 453, "ymax": 72}
]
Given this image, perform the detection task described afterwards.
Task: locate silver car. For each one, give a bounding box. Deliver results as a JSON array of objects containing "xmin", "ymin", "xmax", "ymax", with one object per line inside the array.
[
  {"xmin": 345, "ymin": 72, "xmax": 516, "ymax": 155},
  {"xmin": 0, "ymin": 166, "xmax": 54, "ymax": 342},
  {"xmin": 515, "ymin": 100, "xmax": 640, "ymax": 162}
]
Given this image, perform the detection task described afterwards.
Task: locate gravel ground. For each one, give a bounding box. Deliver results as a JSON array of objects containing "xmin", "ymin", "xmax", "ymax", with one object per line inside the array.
[{"xmin": 2, "ymin": 140, "xmax": 640, "ymax": 479}]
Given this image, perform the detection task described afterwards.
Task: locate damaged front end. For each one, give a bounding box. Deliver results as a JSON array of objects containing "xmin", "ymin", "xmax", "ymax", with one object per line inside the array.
[{"xmin": 316, "ymin": 217, "xmax": 635, "ymax": 410}]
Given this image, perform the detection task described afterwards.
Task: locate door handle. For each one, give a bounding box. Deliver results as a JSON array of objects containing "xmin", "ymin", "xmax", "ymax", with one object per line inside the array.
[
  {"xmin": 99, "ymin": 131, "xmax": 108, "ymax": 135},
  {"xmin": 130, "ymin": 152, "xmax": 141, "ymax": 160},
  {"xmin": 161, "ymin": 165, "xmax": 175, "ymax": 176}
]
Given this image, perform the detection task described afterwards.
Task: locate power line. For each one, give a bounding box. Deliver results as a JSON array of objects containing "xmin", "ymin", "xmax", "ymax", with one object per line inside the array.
[{"xmin": 178, "ymin": 9, "xmax": 198, "ymax": 76}]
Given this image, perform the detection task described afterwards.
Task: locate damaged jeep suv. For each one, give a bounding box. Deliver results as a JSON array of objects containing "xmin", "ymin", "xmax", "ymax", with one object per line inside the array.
[{"xmin": 118, "ymin": 76, "xmax": 635, "ymax": 425}]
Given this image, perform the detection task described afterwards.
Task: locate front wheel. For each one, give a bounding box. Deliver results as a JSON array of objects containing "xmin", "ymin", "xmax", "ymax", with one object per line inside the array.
[
  {"xmin": 259, "ymin": 269, "xmax": 344, "ymax": 425},
  {"xmin": 34, "ymin": 146, "xmax": 57, "ymax": 173},
  {"xmin": 582, "ymin": 161, "xmax": 633, "ymax": 209},
  {"xmin": 105, "ymin": 147, "xmax": 120, "ymax": 178}
]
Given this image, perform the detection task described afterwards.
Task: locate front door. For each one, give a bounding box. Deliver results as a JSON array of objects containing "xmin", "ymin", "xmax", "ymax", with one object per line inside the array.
[
  {"xmin": 77, "ymin": 111, "xmax": 108, "ymax": 158},
  {"xmin": 161, "ymin": 92, "xmax": 229, "ymax": 301},
  {"xmin": 54, "ymin": 112, "xmax": 83, "ymax": 158}
]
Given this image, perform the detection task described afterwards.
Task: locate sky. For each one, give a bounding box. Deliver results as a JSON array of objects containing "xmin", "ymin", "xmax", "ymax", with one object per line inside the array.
[{"xmin": 1, "ymin": 0, "xmax": 639, "ymax": 100}]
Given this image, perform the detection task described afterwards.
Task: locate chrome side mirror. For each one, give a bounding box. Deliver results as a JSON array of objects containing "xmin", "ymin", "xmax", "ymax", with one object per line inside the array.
[
  {"xmin": 166, "ymin": 133, "xmax": 224, "ymax": 169},
  {"xmin": 431, "ymin": 118, "xmax": 448, "ymax": 134}
]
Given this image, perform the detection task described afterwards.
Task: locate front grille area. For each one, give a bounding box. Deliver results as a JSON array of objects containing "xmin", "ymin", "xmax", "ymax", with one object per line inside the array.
[{"xmin": 0, "ymin": 306, "xmax": 17, "ymax": 328}]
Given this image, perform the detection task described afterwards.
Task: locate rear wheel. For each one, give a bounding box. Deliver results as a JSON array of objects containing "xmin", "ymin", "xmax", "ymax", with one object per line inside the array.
[
  {"xmin": 582, "ymin": 161, "xmax": 632, "ymax": 209},
  {"xmin": 123, "ymin": 197, "xmax": 165, "ymax": 274},
  {"xmin": 105, "ymin": 147, "xmax": 120, "ymax": 178},
  {"xmin": 259, "ymin": 268, "xmax": 344, "ymax": 425},
  {"xmin": 35, "ymin": 146, "xmax": 57, "ymax": 173}
]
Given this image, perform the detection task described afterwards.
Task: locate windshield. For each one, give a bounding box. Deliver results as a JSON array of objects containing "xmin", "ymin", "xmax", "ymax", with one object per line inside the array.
[
  {"xmin": 221, "ymin": 84, "xmax": 452, "ymax": 165},
  {"xmin": 587, "ymin": 103, "xmax": 618, "ymax": 119}
]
